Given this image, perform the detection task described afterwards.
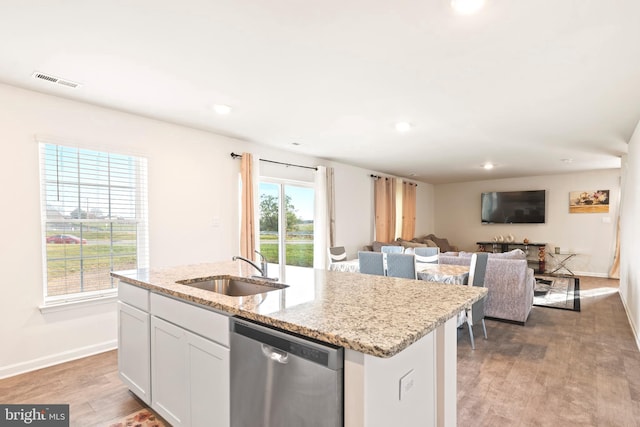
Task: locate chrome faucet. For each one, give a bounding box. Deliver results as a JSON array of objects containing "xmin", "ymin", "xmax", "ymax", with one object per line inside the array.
[
  {"xmin": 254, "ymin": 250, "xmax": 268, "ymax": 277},
  {"xmin": 232, "ymin": 255, "xmax": 265, "ymax": 277}
]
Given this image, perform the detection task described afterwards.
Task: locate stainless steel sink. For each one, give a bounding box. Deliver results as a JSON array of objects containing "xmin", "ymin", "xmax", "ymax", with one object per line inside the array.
[{"xmin": 176, "ymin": 275, "xmax": 288, "ymax": 297}]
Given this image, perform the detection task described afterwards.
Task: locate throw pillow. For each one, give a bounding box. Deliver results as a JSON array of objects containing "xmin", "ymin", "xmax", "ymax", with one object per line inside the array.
[
  {"xmin": 372, "ymin": 240, "xmax": 400, "ymax": 252},
  {"xmin": 426, "ymin": 234, "xmax": 453, "ymax": 252},
  {"xmin": 401, "ymin": 241, "xmax": 428, "ymax": 249}
]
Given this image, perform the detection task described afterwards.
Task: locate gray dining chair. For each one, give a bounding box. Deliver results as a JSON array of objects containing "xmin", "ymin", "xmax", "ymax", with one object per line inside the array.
[
  {"xmin": 328, "ymin": 246, "xmax": 347, "ymax": 263},
  {"xmin": 358, "ymin": 251, "xmax": 385, "ymax": 276},
  {"xmin": 386, "ymin": 253, "xmax": 417, "ymax": 279},
  {"xmin": 465, "ymin": 252, "xmax": 489, "ymax": 349},
  {"xmin": 381, "ymin": 245, "xmax": 404, "ymax": 254},
  {"xmin": 414, "ymin": 247, "xmax": 439, "ymax": 264}
]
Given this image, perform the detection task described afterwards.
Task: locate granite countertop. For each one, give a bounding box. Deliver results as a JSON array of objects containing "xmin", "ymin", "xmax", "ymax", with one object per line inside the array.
[{"xmin": 111, "ymin": 261, "xmax": 487, "ymax": 358}]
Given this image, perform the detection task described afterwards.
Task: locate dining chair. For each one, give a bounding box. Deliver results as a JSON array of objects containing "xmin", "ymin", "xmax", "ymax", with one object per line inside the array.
[
  {"xmin": 381, "ymin": 245, "xmax": 404, "ymax": 254},
  {"xmin": 327, "ymin": 246, "xmax": 347, "ymax": 263},
  {"xmin": 465, "ymin": 252, "xmax": 489, "ymax": 349},
  {"xmin": 358, "ymin": 251, "xmax": 385, "ymax": 276},
  {"xmin": 414, "ymin": 247, "xmax": 439, "ymax": 264},
  {"xmin": 386, "ymin": 253, "xmax": 417, "ymax": 279}
]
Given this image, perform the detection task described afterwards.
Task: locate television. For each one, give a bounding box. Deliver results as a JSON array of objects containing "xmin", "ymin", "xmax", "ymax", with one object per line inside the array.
[{"xmin": 481, "ymin": 190, "xmax": 546, "ymax": 224}]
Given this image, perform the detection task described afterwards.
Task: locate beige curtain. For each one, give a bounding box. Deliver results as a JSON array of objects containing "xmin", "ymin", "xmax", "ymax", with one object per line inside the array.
[
  {"xmin": 240, "ymin": 152, "xmax": 255, "ymax": 259},
  {"xmin": 609, "ymin": 219, "xmax": 620, "ymax": 278},
  {"xmin": 401, "ymin": 181, "xmax": 417, "ymax": 240},
  {"xmin": 327, "ymin": 167, "xmax": 336, "ymax": 247},
  {"xmin": 374, "ymin": 177, "xmax": 396, "ymax": 242}
]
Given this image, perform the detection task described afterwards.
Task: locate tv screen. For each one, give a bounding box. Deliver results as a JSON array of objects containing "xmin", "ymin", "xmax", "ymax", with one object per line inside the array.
[{"xmin": 481, "ymin": 190, "xmax": 546, "ymax": 224}]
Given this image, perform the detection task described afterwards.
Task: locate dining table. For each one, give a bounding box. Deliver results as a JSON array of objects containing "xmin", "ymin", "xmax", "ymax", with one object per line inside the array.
[
  {"xmin": 416, "ymin": 263, "xmax": 469, "ymax": 285},
  {"xmin": 328, "ymin": 258, "xmax": 360, "ymax": 273}
]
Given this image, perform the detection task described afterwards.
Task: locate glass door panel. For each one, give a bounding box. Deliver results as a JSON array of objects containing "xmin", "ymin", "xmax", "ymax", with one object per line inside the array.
[
  {"xmin": 258, "ymin": 182, "xmax": 280, "ymax": 267},
  {"xmin": 259, "ymin": 181, "xmax": 314, "ymax": 280}
]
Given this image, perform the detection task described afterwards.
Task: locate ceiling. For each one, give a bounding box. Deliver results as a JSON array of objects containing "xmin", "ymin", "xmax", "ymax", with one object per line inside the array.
[{"xmin": 2, "ymin": 0, "xmax": 639, "ymax": 184}]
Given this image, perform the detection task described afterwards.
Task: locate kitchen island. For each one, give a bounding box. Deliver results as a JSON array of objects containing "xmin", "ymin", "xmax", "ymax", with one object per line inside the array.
[{"xmin": 112, "ymin": 261, "xmax": 487, "ymax": 427}]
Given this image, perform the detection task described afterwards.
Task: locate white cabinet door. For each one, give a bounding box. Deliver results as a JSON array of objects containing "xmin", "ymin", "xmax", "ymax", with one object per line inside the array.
[
  {"xmin": 117, "ymin": 301, "xmax": 151, "ymax": 404},
  {"xmin": 151, "ymin": 316, "xmax": 188, "ymax": 427},
  {"xmin": 151, "ymin": 315, "xmax": 230, "ymax": 427},
  {"xmin": 187, "ymin": 331, "xmax": 230, "ymax": 427}
]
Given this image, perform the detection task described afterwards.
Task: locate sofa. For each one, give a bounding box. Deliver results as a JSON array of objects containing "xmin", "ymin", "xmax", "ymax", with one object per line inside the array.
[
  {"xmin": 439, "ymin": 250, "xmax": 535, "ymax": 324},
  {"xmin": 363, "ymin": 234, "xmax": 458, "ymax": 253}
]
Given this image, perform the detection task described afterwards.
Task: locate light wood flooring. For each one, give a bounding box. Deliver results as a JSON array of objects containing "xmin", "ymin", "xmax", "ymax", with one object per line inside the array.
[
  {"xmin": 0, "ymin": 276, "xmax": 638, "ymax": 426},
  {"xmin": 0, "ymin": 350, "xmax": 147, "ymax": 426},
  {"xmin": 458, "ymin": 275, "xmax": 640, "ymax": 426}
]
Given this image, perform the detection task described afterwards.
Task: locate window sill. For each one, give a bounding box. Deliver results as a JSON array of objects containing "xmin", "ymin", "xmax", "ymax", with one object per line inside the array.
[{"xmin": 39, "ymin": 290, "xmax": 118, "ymax": 314}]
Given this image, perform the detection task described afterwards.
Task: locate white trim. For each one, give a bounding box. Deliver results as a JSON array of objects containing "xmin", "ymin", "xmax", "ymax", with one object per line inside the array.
[
  {"xmin": 619, "ymin": 291, "xmax": 640, "ymax": 352},
  {"xmin": 39, "ymin": 290, "xmax": 118, "ymax": 314},
  {"xmin": 0, "ymin": 340, "xmax": 117, "ymax": 380}
]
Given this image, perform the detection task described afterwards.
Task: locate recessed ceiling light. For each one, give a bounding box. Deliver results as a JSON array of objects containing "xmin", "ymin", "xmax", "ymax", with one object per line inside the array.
[
  {"xmin": 291, "ymin": 142, "xmax": 301, "ymax": 146},
  {"xmin": 213, "ymin": 104, "xmax": 232, "ymax": 115},
  {"xmin": 451, "ymin": 0, "xmax": 485, "ymax": 15},
  {"xmin": 483, "ymin": 163, "xmax": 494, "ymax": 170},
  {"xmin": 561, "ymin": 158, "xmax": 574, "ymax": 163},
  {"xmin": 395, "ymin": 122, "xmax": 412, "ymax": 132}
]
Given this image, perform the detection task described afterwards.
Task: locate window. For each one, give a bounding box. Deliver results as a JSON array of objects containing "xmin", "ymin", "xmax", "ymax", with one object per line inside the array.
[
  {"xmin": 259, "ymin": 180, "xmax": 314, "ymax": 280},
  {"xmin": 40, "ymin": 143, "xmax": 148, "ymax": 303}
]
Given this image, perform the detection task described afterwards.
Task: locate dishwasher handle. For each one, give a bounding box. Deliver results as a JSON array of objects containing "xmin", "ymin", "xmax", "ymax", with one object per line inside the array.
[
  {"xmin": 261, "ymin": 344, "xmax": 289, "ymax": 364},
  {"xmin": 231, "ymin": 318, "xmax": 343, "ymax": 370}
]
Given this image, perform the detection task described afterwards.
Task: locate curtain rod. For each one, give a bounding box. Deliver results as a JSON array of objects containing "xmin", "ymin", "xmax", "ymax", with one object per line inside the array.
[
  {"xmin": 231, "ymin": 152, "xmax": 317, "ymax": 171},
  {"xmin": 370, "ymin": 174, "xmax": 418, "ymax": 186}
]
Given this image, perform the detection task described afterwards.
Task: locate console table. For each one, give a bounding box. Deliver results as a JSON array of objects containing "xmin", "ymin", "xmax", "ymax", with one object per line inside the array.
[
  {"xmin": 476, "ymin": 241, "xmax": 547, "ymax": 274},
  {"xmin": 547, "ymin": 252, "xmax": 577, "ymax": 276}
]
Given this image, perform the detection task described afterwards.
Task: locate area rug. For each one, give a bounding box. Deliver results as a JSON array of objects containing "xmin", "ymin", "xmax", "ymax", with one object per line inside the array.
[
  {"xmin": 107, "ymin": 408, "xmax": 167, "ymax": 427},
  {"xmin": 533, "ymin": 275, "xmax": 581, "ymax": 312}
]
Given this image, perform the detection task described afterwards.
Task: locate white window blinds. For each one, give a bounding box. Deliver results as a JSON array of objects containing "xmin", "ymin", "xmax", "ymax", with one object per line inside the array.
[{"xmin": 40, "ymin": 143, "xmax": 148, "ymax": 301}]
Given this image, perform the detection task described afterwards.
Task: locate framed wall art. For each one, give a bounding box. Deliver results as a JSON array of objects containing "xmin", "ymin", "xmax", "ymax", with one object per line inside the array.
[{"xmin": 569, "ymin": 190, "xmax": 609, "ymax": 213}]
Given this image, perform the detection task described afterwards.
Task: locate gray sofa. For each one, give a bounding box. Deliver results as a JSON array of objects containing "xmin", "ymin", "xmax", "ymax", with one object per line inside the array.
[
  {"xmin": 439, "ymin": 250, "xmax": 535, "ymax": 324},
  {"xmin": 362, "ymin": 234, "xmax": 458, "ymax": 253}
]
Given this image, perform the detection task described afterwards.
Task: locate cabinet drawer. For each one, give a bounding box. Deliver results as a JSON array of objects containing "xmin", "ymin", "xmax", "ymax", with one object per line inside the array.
[
  {"xmin": 150, "ymin": 293, "xmax": 229, "ymax": 347},
  {"xmin": 118, "ymin": 282, "xmax": 150, "ymax": 311}
]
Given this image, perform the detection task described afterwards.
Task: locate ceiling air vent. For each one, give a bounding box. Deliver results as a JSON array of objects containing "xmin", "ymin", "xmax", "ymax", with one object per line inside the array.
[{"xmin": 32, "ymin": 72, "xmax": 81, "ymax": 89}]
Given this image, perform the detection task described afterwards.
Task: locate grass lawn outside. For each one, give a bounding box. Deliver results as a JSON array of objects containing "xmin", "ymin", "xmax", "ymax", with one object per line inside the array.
[
  {"xmin": 259, "ymin": 241, "xmax": 314, "ymax": 267},
  {"xmin": 46, "ymin": 242, "xmax": 138, "ymax": 296}
]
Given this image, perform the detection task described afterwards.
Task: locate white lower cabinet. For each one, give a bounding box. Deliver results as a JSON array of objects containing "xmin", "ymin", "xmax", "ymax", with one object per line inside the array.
[
  {"xmin": 150, "ymin": 298, "xmax": 230, "ymax": 427},
  {"xmin": 117, "ymin": 285, "xmax": 151, "ymax": 405},
  {"xmin": 118, "ymin": 285, "xmax": 231, "ymax": 427}
]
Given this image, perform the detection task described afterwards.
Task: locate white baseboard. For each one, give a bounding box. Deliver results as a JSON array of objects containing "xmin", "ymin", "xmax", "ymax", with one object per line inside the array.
[
  {"xmin": 618, "ymin": 293, "xmax": 640, "ymax": 352},
  {"xmin": 0, "ymin": 340, "xmax": 117, "ymax": 380}
]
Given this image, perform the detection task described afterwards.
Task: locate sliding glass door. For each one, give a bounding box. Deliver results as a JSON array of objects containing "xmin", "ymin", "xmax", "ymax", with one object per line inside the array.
[{"xmin": 259, "ymin": 181, "xmax": 314, "ymax": 280}]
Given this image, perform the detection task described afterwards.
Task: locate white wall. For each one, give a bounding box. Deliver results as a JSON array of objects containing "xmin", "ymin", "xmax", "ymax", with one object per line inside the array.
[
  {"xmin": 619, "ymin": 121, "xmax": 640, "ymax": 349},
  {"xmin": 415, "ymin": 181, "xmax": 435, "ymax": 238},
  {"xmin": 0, "ymin": 83, "xmax": 435, "ymax": 377},
  {"xmin": 433, "ymin": 170, "xmax": 621, "ymax": 276}
]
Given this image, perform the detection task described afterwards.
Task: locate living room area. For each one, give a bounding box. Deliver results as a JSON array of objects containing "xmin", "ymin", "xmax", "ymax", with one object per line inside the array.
[{"xmin": 3, "ymin": 1, "xmax": 640, "ymax": 425}]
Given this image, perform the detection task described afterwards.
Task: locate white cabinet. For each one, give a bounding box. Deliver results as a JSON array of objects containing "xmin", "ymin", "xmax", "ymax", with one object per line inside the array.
[
  {"xmin": 150, "ymin": 294, "xmax": 230, "ymax": 427},
  {"xmin": 117, "ymin": 283, "xmax": 151, "ymax": 404},
  {"xmin": 150, "ymin": 316, "xmax": 188, "ymax": 426}
]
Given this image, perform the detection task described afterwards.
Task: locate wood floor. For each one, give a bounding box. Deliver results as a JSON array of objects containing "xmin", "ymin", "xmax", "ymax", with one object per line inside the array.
[
  {"xmin": 0, "ymin": 351, "xmax": 146, "ymax": 426},
  {"xmin": 0, "ymin": 276, "xmax": 638, "ymax": 426},
  {"xmin": 458, "ymin": 276, "xmax": 640, "ymax": 426}
]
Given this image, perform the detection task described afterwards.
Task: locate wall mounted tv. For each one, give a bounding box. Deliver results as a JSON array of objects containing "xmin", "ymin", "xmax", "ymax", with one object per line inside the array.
[{"xmin": 481, "ymin": 190, "xmax": 546, "ymax": 224}]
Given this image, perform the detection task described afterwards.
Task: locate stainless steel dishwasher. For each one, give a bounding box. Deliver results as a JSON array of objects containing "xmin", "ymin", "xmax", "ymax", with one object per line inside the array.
[{"xmin": 230, "ymin": 317, "xmax": 344, "ymax": 427}]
